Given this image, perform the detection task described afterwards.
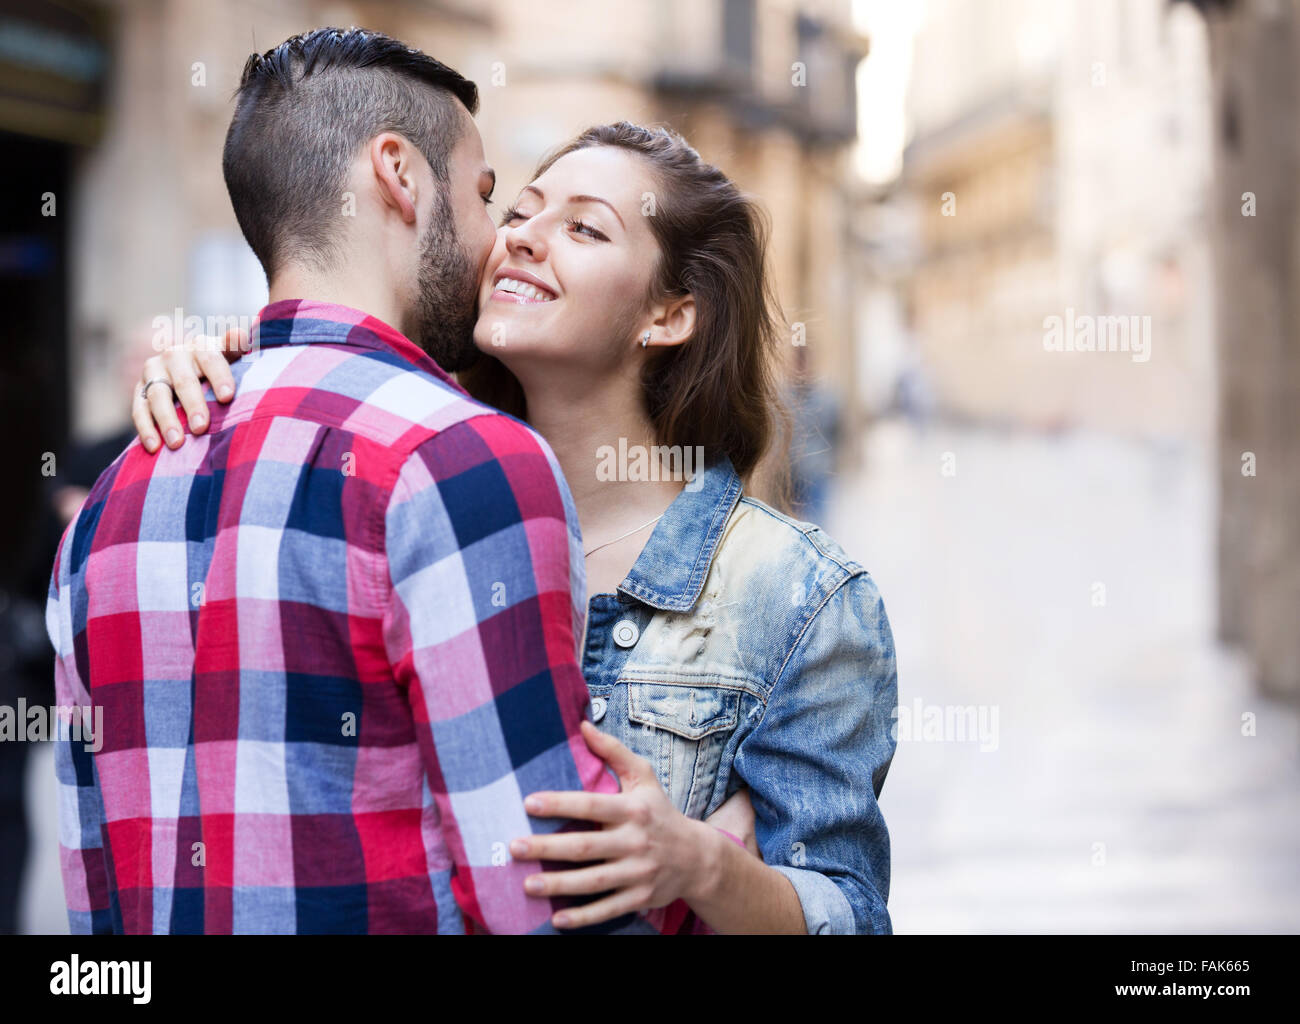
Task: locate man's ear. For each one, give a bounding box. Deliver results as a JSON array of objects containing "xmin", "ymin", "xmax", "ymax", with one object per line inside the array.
[
  {"xmin": 369, "ymin": 132, "xmax": 419, "ymax": 225},
  {"xmin": 648, "ymin": 293, "xmax": 697, "ymax": 348}
]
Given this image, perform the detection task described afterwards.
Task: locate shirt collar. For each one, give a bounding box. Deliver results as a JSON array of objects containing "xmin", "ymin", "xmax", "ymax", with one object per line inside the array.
[
  {"xmin": 618, "ymin": 451, "xmax": 744, "ymax": 612},
  {"xmin": 253, "ymin": 298, "xmax": 465, "ymax": 393}
]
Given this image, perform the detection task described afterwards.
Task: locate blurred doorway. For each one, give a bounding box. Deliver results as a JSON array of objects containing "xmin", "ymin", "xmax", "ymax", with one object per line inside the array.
[{"xmin": 0, "ymin": 130, "xmax": 70, "ymax": 590}]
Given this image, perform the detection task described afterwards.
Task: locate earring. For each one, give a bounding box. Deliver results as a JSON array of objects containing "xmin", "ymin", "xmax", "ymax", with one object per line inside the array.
[{"xmin": 641, "ymin": 331, "xmax": 650, "ymax": 348}]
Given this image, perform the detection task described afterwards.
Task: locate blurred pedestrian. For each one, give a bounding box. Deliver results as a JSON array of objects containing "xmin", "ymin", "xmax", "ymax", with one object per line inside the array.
[{"xmin": 787, "ymin": 368, "xmax": 842, "ymax": 525}]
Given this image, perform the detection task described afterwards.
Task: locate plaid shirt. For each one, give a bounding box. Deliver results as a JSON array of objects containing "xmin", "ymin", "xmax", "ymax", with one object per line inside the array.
[{"xmin": 46, "ymin": 299, "xmax": 695, "ymax": 934}]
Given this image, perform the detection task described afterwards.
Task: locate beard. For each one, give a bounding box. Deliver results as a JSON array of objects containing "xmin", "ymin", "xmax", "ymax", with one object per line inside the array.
[{"xmin": 409, "ymin": 194, "xmax": 481, "ymax": 373}]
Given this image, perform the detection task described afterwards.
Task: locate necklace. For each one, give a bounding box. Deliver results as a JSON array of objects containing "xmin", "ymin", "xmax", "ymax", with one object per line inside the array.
[{"xmin": 583, "ymin": 513, "xmax": 665, "ymax": 558}]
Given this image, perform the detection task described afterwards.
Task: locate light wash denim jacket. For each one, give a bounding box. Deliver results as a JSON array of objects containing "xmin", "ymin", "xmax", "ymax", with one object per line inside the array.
[{"xmin": 581, "ymin": 454, "xmax": 898, "ymax": 934}]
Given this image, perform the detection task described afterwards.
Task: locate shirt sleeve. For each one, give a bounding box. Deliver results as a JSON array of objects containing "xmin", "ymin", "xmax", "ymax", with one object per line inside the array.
[
  {"xmin": 380, "ymin": 415, "xmax": 681, "ymax": 934},
  {"xmin": 733, "ymin": 570, "xmax": 898, "ymax": 934},
  {"xmin": 46, "ymin": 520, "xmax": 114, "ymax": 934}
]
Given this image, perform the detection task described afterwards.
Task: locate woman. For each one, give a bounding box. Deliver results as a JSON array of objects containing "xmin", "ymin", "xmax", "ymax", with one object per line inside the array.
[{"xmin": 132, "ymin": 122, "xmax": 898, "ymax": 934}]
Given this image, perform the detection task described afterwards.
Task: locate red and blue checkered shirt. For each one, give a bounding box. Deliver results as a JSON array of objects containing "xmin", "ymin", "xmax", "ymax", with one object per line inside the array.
[{"xmin": 46, "ymin": 299, "xmax": 695, "ymax": 934}]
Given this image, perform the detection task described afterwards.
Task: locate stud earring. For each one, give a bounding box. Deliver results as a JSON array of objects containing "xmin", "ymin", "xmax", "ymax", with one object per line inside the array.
[{"xmin": 641, "ymin": 331, "xmax": 650, "ymax": 348}]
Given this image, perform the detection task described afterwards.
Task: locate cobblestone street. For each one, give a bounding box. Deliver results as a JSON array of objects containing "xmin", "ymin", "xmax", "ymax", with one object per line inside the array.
[{"xmin": 826, "ymin": 420, "xmax": 1300, "ymax": 932}]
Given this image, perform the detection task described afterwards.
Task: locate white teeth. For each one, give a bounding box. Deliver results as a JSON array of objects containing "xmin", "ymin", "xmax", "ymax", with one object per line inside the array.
[{"xmin": 495, "ymin": 277, "xmax": 553, "ymax": 302}]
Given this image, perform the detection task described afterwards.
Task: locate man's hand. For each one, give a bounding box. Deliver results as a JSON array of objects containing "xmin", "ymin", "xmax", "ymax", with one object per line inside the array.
[
  {"xmin": 706, "ymin": 785, "xmax": 759, "ymax": 858},
  {"xmin": 511, "ymin": 720, "xmax": 716, "ymax": 930}
]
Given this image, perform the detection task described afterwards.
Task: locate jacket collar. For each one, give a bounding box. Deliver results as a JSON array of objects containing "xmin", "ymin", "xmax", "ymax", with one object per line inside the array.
[{"xmin": 618, "ymin": 452, "xmax": 744, "ymax": 612}]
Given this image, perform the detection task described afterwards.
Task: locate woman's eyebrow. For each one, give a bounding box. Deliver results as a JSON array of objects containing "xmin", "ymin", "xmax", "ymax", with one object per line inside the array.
[
  {"xmin": 571, "ymin": 194, "xmax": 625, "ymax": 228},
  {"xmin": 520, "ymin": 184, "xmax": 625, "ymax": 228}
]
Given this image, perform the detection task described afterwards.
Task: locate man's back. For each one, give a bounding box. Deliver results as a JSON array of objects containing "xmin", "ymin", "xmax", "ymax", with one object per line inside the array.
[{"xmin": 46, "ymin": 300, "xmax": 645, "ymax": 934}]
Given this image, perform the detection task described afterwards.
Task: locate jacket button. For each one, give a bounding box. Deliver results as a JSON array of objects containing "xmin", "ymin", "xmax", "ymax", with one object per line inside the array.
[
  {"xmin": 612, "ymin": 619, "xmax": 640, "ymax": 648},
  {"xmin": 590, "ymin": 696, "xmax": 607, "ymax": 722}
]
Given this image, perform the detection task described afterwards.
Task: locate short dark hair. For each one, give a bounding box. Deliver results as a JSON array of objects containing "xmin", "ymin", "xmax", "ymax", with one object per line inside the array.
[{"xmin": 222, "ymin": 27, "xmax": 478, "ymax": 279}]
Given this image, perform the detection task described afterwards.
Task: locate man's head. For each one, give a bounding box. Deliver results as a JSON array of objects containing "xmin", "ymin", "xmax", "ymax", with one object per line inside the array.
[{"xmin": 222, "ymin": 27, "xmax": 497, "ymax": 369}]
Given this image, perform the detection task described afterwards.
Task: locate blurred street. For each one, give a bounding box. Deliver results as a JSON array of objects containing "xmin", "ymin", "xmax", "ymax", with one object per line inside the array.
[{"xmin": 828, "ymin": 419, "xmax": 1300, "ymax": 933}]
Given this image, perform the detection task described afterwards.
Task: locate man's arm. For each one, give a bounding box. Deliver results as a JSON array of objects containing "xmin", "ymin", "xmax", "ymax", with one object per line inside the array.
[
  {"xmin": 381, "ymin": 414, "xmax": 671, "ymax": 933},
  {"xmin": 46, "ymin": 521, "xmax": 114, "ymax": 934}
]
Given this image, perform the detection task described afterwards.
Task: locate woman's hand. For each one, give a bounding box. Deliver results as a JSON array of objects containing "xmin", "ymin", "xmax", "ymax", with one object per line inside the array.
[
  {"xmin": 511, "ymin": 720, "xmax": 720, "ymax": 930},
  {"xmin": 132, "ymin": 327, "xmax": 250, "ymax": 452}
]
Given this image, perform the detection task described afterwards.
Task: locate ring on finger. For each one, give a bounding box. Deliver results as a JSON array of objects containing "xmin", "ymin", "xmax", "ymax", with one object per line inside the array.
[{"xmin": 141, "ymin": 377, "xmax": 175, "ymax": 402}]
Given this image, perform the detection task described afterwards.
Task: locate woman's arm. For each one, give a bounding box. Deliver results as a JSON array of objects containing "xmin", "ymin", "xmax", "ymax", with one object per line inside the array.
[
  {"xmin": 732, "ymin": 569, "xmax": 899, "ymax": 934},
  {"xmin": 513, "ymin": 720, "xmax": 807, "ymax": 933},
  {"xmin": 521, "ymin": 568, "xmax": 897, "ymax": 934}
]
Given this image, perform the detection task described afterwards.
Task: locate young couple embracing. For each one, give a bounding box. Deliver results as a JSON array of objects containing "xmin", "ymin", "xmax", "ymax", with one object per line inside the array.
[{"xmin": 48, "ymin": 26, "xmax": 897, "ymax": 935}]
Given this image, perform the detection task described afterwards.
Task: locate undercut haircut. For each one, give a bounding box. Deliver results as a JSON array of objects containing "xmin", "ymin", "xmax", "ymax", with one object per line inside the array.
[{"xmin": 222, "ymin": 27, "xmax": 479, "ymax": 279}]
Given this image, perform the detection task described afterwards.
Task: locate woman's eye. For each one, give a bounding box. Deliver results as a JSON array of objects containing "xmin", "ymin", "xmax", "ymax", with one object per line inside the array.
[
  {"xmin": 500, "ymin": 206, "xmax": 527, "ymax": 226},
  {"xmin": 565, "ymin": 217, "xmax": 608, "ymax": 242}
]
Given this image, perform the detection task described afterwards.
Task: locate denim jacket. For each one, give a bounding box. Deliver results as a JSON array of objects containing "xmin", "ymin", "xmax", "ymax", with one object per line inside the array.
[{"xmin": 581, "ymin": 454, "xmax": 898, "ymax": 934}]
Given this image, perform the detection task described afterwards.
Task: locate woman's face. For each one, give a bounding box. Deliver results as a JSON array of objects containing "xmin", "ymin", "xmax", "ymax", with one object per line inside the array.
[{"xmin": 473, "ymin": 146, "xmax": 661, "ymax": 369}]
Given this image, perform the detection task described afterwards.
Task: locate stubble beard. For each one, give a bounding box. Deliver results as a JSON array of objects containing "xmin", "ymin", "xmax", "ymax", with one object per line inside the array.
[{"xmin": 410, "ymin": 194, "xmax": 481, "ymax": 373}]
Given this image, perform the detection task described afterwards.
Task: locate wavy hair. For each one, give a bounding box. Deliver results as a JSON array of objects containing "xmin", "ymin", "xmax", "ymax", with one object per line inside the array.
[{"xmin": 458, "ymin": 121, "xmax": 789, "ymax": 492}]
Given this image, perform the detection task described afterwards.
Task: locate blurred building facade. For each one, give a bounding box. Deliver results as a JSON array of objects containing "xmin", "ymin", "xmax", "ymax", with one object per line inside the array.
[
  {"xmin": 1, "ymin": 0, "xmax": 868, "ymax": 458},
  {"xmin": 887, "ymin": 0, "xmax": 1215, "ymax": 440},
  {"xmin": 858, "ymin": 0, "xmax": 1300, "ymax": 707},
  {"xmin": 1191, "ymin": 0, "xmax": 1300, "ymax": 706}
]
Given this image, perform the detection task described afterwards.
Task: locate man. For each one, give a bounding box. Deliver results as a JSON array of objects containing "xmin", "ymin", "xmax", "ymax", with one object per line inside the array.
[{"xmin": 46, "ymin": 27, "xmax": 684, "ymax": 934}]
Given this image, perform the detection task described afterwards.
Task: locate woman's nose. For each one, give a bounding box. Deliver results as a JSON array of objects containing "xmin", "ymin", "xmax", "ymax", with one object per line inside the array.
[{"xmin": 505, "ymin": 221, "xmax": 546, "ymax": 262}]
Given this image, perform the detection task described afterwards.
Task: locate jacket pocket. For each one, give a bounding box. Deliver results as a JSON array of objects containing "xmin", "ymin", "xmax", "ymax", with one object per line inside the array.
[{"xmin": 624, "ymin": 681, "xmax": 739, "ymax": 818}]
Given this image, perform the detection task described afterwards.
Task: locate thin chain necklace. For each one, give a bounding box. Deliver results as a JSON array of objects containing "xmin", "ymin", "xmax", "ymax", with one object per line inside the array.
[{"xmin": 583, "ymin": 513, "xmax": 665, "ymax": 558}]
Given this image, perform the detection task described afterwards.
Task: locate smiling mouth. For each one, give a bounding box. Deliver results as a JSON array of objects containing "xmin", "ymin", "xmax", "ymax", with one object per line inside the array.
[{"xmin": 491, "ymin": 277, "xmax": 556, "ymax": 304}]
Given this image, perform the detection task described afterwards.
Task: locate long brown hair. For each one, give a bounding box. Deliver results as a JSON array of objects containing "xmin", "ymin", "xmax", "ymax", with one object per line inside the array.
[{"xmin": 458, "ymin": 121, "xmax": 789, "ymax": 494}]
